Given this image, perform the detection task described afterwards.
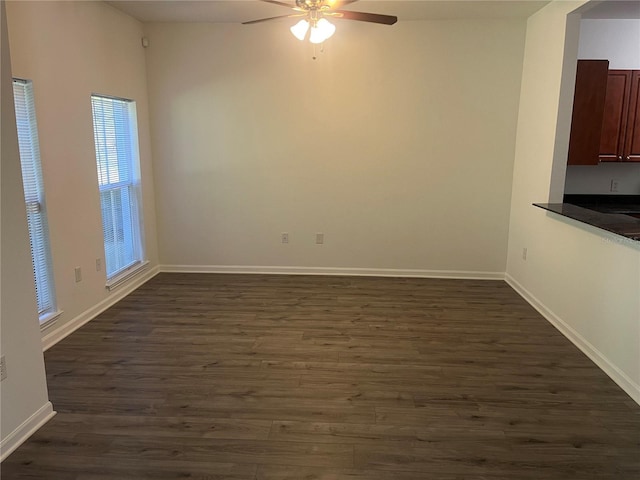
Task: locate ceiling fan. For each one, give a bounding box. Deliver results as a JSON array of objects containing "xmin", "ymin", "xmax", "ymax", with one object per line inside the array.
[{"xmin": 243, "ymin": 0, "xmax": 397, "ymax": 44}]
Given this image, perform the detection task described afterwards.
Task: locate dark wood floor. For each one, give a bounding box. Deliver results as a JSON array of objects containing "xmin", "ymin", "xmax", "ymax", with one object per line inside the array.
[{"xmin": 2, "ymin": 273, "xmax": 639, "ymax": 479}]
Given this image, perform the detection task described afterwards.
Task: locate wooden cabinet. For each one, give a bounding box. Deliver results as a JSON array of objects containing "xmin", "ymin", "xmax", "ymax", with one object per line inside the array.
[
  {"xmin": 568, "ymin": 61, "xmax": 640, "ymax": 165},
  {"xmin": 598, "ymin": 70, "xmax": 631, "ymax": 162},
  {"xmin": 567, "ymin": 60, "xmax": 609, "ymax": 166},
  {"xmin": 624, "ymin": 71, "xmax": 640, "ymax": 162}
]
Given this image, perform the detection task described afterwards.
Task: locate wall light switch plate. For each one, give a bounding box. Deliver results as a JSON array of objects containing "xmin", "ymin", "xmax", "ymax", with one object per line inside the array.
[
  {"xmin": 316, "ymin": 233, "xmax": 324, "ymax": 244},
  {"xmin": 281, "ymin": 232, "xmax": 289, "ymax": 244},
  {"xmin": 610, "ymin": 179, "xmax": 620, "ymax": 193},
  {"xmin": 74, "ymin": 267, "xmax": 82, "ymax": 283}
]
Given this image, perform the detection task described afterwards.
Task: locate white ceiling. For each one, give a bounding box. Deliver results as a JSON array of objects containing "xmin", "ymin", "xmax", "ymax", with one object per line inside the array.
[
  {"xmin": 106, "ymin": 0, "xmax": 553, "ymax": 23},
  {"xmin": 582, "ymin": 1, "xmax": 640, "ymax": 19}
]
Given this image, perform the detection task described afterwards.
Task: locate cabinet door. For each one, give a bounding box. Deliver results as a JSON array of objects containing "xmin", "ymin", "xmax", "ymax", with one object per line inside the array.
[
  {"xmin": 623, "ymin": 70, "xmax": 640, "ymax": 162},
  {"xmin": 599, "ymin": 70, "xmax": 632, "ymax": 162},
  {"xmin": 567, "ymin": 60, "xmax": 609, "ymax": 166}
]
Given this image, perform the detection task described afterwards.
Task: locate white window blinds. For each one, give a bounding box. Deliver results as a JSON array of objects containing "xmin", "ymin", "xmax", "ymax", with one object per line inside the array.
[
  {"xmin": 91, "ymin": 95, "xmax": 143, "ymax": 280},
  {"xmin": 12, "ymin": 79, "xmax": 57, "ymax": 318}
]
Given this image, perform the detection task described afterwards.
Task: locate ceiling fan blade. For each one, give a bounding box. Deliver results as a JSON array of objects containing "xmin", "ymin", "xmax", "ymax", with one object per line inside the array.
[
  {"xmin": 242, "ymin": 13, "xmax": 303, "ymax": 24},
  {"xmin": 333, "ymin": 10, "xmax": 397, "ymax": 25},
  {"xmin": 258, "ymin": 0, "xmax": 296, "ymax": 9},
  {"xmin": 325, "ymin": 0, "xmax": 359, "ymax": 8}
]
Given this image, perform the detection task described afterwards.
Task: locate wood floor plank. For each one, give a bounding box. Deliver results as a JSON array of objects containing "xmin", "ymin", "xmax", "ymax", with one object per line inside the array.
[
  {"xmin": 2, "ymin": 273, "xmax": 638, "ymax": 479},
  {"xmin": 43, "ymin": 413, "xmax": 273, "ymax": 440},
  {"xmin": 156, "ymin": 399, "xmax": 376, "ymax": 424},
  {"xmin": 9, "ymin": 456, "xmax": 258, "ymax": 480},
  {"xmin": 257, "ymin": 464, "xmax": 477, "ymax": 480},
  {"xmin": 269, "ymin": 419, "xmax": 506, "ymax": 445},
  {"xmin": 100, "ymin": 436, "xmax": 355, "ymax": 468},
  {"xmin": 353, "ymin": 442, "xmax": 631, "ymax": 478}
]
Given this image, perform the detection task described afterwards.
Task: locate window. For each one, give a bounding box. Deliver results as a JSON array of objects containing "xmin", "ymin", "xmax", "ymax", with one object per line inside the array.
[
  {"xmin": 91, "ymin": 95, "xmax": 144, "ymax": 282},
  {"xmin": 12, "ymin": 79, "xmax": 57, "ymax": 322}
]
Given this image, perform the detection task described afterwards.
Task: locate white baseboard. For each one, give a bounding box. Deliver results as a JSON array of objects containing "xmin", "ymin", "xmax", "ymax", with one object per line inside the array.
[
  {"xmin": 42, "ymin": 265, "xmax": 160, "ymax": 351},
  {"xmin": 160, "ymin": 264, "xmax": 505, "ymax": 280},
  {"xmin": 505, "ymin": 273, "xmax": 640, "ymax": 406},
  {"xmin": 0, "ymin": 402, "xmax": 55, "ymax": 462}
]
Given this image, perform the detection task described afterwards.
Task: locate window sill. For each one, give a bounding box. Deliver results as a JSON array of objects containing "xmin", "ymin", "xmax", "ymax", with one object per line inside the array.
[
  {"xmin": 40, "ymin": 310, "xmax": 63, "ymax": 332},
  {"xmin": 106, "ymin": 260, "xmax": 149, "ymax": 291}
]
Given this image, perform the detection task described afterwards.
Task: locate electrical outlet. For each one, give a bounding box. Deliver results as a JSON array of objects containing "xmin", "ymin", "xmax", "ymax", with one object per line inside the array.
[
  {"xmin": 522, "ymin": 247, "xmax": 528, "ymax": 261},
  {"xmin": 610, "ymin": 179, "xmax": 620, "ymax": 193},
  {"xmin": 96, "ymin": 258, "xmax": 102, "ymax": 272},
  {"xmin": 316, "ymin": 233, "xmax": 324, "ymax": 245},
  {"xmin": 74, "ymin": 267, "xmax": 82, "ymax": 283},
  {"xmin": 281, "ymin": 232, "xmax": 289, "ymax": 244},
  {"xmin": 1, "ymin": 356, "xmax": 7, "ymax": 381}
]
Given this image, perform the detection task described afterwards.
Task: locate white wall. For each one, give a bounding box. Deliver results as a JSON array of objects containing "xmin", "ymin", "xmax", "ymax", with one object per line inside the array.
[
  {"xmin": 578, "ymin": 19, "xmax": 640, "ymax": 69},
  {"xmin": 5, "ymin": 1, "xmax": 159, "ymax": 347},
  {"xmin": 565, "ymin": 163, "xmax": 640, "ymax": 194},
  {"xmin": 565, "ymin": 18, "xmax": 640, "ymax": 195},
  {"xmin": 506, "ymin": 0, "xmax": 640, "ymax": 404},
  {"xmin": 145, "ymin": 19, "xmax": 527, "ymax": 276},
  {"xmin": 0, "ymin": 1, "xmax": 53, "ymax": 460}
]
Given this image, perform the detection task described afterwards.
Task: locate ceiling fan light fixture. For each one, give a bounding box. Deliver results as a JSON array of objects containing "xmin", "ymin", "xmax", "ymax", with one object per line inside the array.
[
  {"xmin": 290, "ymin": 19, "xmax": 310, "ymax": 40},
  {"xmin": 309, "ymin": 18, "xmax": 335, "ymax": 44}
]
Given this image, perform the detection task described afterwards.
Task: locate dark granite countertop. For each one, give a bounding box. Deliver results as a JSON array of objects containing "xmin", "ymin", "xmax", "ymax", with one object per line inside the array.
[
  {"xmin": 534, "ymin": 201, "xmax": 640, "ymax": 242},
  {"xmin": 563, "ymin": 194, "xmax": 640, "ymax": 215}
]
